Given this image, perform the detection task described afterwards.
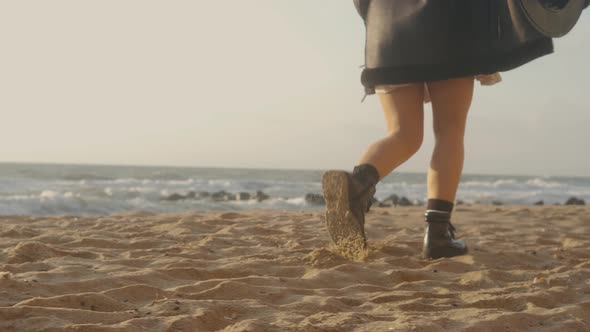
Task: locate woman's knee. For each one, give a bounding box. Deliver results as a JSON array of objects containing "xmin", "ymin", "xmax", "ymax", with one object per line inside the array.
[
  {"xmin": 433, "ymin": 123, "xmax": 466, "ymax": 143},
  {"xmin": 387, "ymin": 126, "xmax": 424, "ymax": 155},
  {"xmin": 433, "ymin": 131, "xmax": 465, "ymax": 152}
]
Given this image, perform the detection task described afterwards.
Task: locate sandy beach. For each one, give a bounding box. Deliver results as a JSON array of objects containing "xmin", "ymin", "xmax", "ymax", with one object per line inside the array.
[{"xmin": 1, "ymin": 206, "xmax": 589, "ymax": 331}]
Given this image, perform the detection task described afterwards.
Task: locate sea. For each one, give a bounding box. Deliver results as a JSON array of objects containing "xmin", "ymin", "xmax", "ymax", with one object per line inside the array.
[{"xmin": 0, "ymin": 163, "xmax": 588, "ymax": 216}]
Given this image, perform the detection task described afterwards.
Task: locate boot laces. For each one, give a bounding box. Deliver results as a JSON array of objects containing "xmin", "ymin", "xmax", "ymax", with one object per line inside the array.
[
  {"xmin": 448, "ymin": 222, "xmax": 457, "ymax": 239},
  {"xmin": 350, "ymin": 184, "xmax": 376, "ymax": 213}
]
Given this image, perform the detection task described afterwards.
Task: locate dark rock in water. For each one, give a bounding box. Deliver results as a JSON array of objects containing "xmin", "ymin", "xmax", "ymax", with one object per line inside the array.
[
  {"xmin": 253, "ymin": 191, "xmax": 270, "ymax": 202},
  {"xmin": 492, "ymin": 200, "xmax": 504, "ymax": 206},
  {"xmin": 371, "ymin": 197, "xmax": 379, "ymax": 205},
  {"xmin": 209, "ymin": 192, "xmax": 220, "ymax": 200},
  {"xmin": 534, "ymin": 200, "xmax": 544, "ymax": 206},
  {"xmin": 163, "ymin": 193, "xmax": 185, "ymax": 201},
  {"xmin": 370, "ymin": 197, "xmax": 391, "ymax": 208},
  {"xmin": 383, "ymin": 194, "xmax": 400, "ymax": 206},
  {"xmin": 211, "ymin": 191, "xmax": 226, "ymax": 201},
  {"xmin": 305, "ymin": 193, "xmax": 325, "ymax": 205},
  {"xmin": 211, "ymin": 191, "xmax": 235, "ymax": 201},
  {"xmin": 163, "ymin": 191, "xmax": 210, "ymax": 201},
  {"xmin": 398, "ymin": 197, "xmax": 413, "ymax": 207},
  {"xmin": 378, "ymin": 201, "xmax": 392, "ymax": 208},
  {"xmin": 237, "ymin": 192, "xmax": 251, "ymax": 201},
  {"xmin": 565, "ymin": 197, "xmax": 586, "ymax": 205}
]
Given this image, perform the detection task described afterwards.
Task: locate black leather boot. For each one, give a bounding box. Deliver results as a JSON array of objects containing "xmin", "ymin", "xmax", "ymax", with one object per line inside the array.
[
  {"xmin": 322, "ymin": 165, "xmax": 379, "ymax": 251},
  {"xmin": 422, "ymin": 211, "xmax": 468, "ymax": 259}
]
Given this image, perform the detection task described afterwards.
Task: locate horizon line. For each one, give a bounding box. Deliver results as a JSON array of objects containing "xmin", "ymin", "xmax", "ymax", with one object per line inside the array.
[{"xmin": 0, "ymin": 161, "xmax": 588, "ymax": 179}]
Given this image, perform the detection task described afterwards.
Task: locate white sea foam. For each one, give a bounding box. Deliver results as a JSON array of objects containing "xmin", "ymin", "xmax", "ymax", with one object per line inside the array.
[
  {"xmin": 113, "ymin": 178, "xmax": 140, "ymax": 184},
  {"xmin": 285, "ymin": 197, "xmax": 307, "ymax": 206},
  {"xmin": 461, "ymin": 179, "xmax": 517, "ymax": 187},
  {"xmin": 2, "ymin": 194, "xmax": 37, "ymax": 201},
  {"xmin": 526, "ymin": 178, "xmax": 563, "ymax": 188},
  {"xmin": 39, "ymin": 190, "xmax": 60, "ymax": 201},
  {"xmin": 208, "ymin": 179, "xmax": 232, "ymax": 187}
]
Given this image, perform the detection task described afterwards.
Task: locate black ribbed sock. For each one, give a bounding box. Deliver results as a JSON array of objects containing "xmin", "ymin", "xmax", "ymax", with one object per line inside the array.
[
  {"xmin": 425, "ymin": 199, "xmax": 454, "ymax": 223},
  {"xmin": 352, "ymin": 164, "xmax": 380, "ymax": 185},
  {"xmin": 427, "ymin": 199, "xmax": 454, "ymax": 213}
]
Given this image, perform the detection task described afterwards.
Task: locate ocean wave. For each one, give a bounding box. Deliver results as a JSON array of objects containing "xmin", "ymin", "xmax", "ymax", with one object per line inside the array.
[
  {"xmin": 91, "ymin": 178, "xmax": 198, "ymax": 186},
  {"xmin": 525, "ymin": 178, "xmax": 563, "ymax": 188},
  {"xmin": 63, "ymin": 173, "xmax": 114, "ymax": 181},
  {"xmin": 207, "ymin": 179, "xmax": 232, "ymax": 187},
  {"xmin": 40, "ymin": 190, "xmax": 62, "ymax": 200},
  {"xmin": 1, "ymin": 164, "xmax": 589, "ymax": 215},
  {"xmin": 1, "ymin": 194, "xmax": 38, "ymax": 201},
  {"xmin": 461, "ymin": 179, "xmax": 517, "ymax": 187}
]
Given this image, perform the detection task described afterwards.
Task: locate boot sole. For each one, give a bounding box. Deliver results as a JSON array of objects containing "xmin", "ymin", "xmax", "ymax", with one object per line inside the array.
[
  {"xmin": 423, "ymin": 246, "xmax": 469, "ymax": 260},
  {"xmin": 322, "ymin": 171, "xmax": 367, "ymax": 251}
]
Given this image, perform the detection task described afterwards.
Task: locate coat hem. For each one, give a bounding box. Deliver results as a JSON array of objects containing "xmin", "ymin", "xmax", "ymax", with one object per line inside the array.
[{"xmin": 360, "ymin": 38, "xmax": 553, "ymax": 95}]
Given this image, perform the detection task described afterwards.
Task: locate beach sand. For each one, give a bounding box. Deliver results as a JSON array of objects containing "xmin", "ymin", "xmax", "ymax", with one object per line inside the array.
[{"xmin": 1, "ymin": 206, "xmax": 589, "ymax": 331}]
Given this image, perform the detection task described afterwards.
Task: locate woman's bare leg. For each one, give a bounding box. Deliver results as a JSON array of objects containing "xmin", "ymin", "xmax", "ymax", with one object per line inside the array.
[
  {"xmin": 358, "ymin": 84, "xmax": 425, "ymax": 179},
  {"xmin": 421, "ymin": 77, "xmax": 473, "ymax": 259},
  {"xmin": 426, "ymin": 78, "xmax": 474, "ymax": 202},
  {"xmin": 322, "ymin": 83, "xmax": 425, "ymax": 253}
]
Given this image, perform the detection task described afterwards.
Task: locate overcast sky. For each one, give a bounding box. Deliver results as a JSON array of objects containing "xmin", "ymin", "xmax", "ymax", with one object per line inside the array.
[{"xmin": 1, "ymin": 1, "xmax": 589, "ymax": 177}]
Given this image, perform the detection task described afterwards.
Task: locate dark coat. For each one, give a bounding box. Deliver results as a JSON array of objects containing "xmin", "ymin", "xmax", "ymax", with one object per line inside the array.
[{"xmin": 354, "ymin": 0, "xmax": 554, "ymax": 94}]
